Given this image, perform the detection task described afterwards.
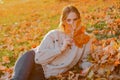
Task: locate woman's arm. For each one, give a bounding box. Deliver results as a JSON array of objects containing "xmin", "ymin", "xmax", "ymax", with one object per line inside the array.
[
  {"xmin": 78, "ymin": 38, "xmax": 93, "ymax": 76},
  {"xmin": 78, "ymin": 38, "xmax": 93, "ymax": 65},
  {"xmin": 34, "ymin": 30, "xmax": 62, "ymax": 65},
  {"xmin": 82, "ymin": 38, "xmax": 93, "ymax": 61}
]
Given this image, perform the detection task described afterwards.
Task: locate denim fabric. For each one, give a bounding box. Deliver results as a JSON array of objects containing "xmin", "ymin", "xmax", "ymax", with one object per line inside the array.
[{"xmin": 11, "ymin": 50, "xmax": 46, "ymax": 80}]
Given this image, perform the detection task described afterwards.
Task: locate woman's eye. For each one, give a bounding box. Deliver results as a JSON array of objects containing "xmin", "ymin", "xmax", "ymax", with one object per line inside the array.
[
  {"xmin": 74, "ymin": 18, "xmax": 78, "ymax": 21},
  {"xmin": 67, "ymin": 19, "xmax": 71, "ymax": 22}
]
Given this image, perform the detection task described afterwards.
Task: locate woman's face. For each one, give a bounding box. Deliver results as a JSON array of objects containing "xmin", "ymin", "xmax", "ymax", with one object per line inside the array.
[
  {"xmin": 65, "ymin": 12, "xmax": 78, "ymax": 36},
  {"xmin": 65, "ymin": 12, "xmax": 78, "ymax": 37}
]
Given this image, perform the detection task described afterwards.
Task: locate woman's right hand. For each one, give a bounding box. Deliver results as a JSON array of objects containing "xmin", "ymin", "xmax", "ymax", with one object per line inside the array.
[{"xmin": 61, "ymin": 38, "xmax": 73, "ymax": 52}]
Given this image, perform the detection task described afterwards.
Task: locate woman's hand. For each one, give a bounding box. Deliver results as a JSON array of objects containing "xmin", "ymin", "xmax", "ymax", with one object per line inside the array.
[{"xmin": 61, "ymin": 38, "xmax": 73, "ymax": 52}]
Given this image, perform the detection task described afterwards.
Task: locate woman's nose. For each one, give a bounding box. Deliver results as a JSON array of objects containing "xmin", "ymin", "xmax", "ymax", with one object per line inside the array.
[{"xmin": 70, "ymin": 20, "xmax": 74, "ymax": 25}]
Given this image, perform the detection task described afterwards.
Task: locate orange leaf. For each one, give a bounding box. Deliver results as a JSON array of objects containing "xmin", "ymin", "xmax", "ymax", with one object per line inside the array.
[
  {"xmin": 31, "ymin": 44, "xmax": 37, "ymax": 48},
  {"xmin": 73, "ymin": 26, "xmax": 90, "ymax": 48},
  {"xmin": 63, "ymin": 21, "xmax": 72, "ymax": 35},
  {"xmin": 2, "ymin": 56, "xmax": 10, "ymax": 64},
  {"xmin": 114, "ymin": 60, "xmax": 120, "ymax": 66}
]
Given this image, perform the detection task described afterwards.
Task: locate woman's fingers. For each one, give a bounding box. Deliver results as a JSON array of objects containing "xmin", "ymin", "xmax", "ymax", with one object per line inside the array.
[
  {"xmin": 61, "ymin": 38, "xmax": 72, "ymax": 51},
  {"xmin": 64, "ymin": 38, "xmax": 74, "ymax": 47}
]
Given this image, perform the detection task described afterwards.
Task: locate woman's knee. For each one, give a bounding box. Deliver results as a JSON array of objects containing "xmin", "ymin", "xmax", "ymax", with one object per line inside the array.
[
  {"xmin": 23, "ymin": 50, "xmax": 35, "ymax": 58},
  {"xmin": 11, "ymin": 50, "xmax": 36, "ymax": 80},
  {"xmin": 16, "ymin": 50, "xmax": 35, "ymax": 65},
  {"xmin": 16, "ymin": 50, "xmax": 35, "ymax": 62}
]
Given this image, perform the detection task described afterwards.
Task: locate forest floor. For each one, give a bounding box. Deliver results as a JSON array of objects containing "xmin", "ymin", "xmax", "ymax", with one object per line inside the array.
[{"xmin": 0, "ymin": 0, "xmax": 120, "ymax": 80}]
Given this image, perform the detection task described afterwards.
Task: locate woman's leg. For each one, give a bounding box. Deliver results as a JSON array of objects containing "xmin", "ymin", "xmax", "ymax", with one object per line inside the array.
[
  {"xmin": 29, "ymin": 64, "xmax": 46, "ymax": 80},
  {"xmin": 11, "ymin": 50, "xmax": 46, "ymax": 80},
  {"xmin": 11, "ymin": 50, "xmax": 35, "ymax": 80}
]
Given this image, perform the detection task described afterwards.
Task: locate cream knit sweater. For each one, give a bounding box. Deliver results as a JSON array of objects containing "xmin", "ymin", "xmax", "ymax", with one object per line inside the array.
[{"xmin": 33, "ymin": 30, "xmax": 92, "ymax": 78}]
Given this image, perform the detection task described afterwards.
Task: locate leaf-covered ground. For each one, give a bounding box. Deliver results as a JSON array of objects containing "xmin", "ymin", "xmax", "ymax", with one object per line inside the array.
[{"xmin": 0, "ymin": 0, "xmax": 120, "ymax": 80}]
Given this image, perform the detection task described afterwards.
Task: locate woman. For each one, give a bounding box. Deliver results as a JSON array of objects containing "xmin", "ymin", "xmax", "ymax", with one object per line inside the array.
[{"xmin": 11, "ymin": 5, "xmax": 92, "ymax": 80}]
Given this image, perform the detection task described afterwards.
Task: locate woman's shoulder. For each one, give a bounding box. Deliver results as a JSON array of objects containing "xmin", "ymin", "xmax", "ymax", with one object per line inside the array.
[
  {"xmin": 47, "ymin": 29, "xmax": 64, "ymax": 35},
  {"xmin": 84, "ymin": 31, "xmax": 90, "ymax": 35},
  {"xmin": 84, "ymin": 31, "xmax": 94, "ymax": 38},
  {"xmin": 45, "ymin": 29, "xmax": 58, "ymax": 35},
  {"xmin": 44, "ymin": 29, "xmax": 63, "ymax": 39}
]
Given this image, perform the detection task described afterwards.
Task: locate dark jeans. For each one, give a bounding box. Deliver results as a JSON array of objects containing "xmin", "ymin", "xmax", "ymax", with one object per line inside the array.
[{"xmin": 11, "ymin": 50, "xmax": 46, "ymax": 80}]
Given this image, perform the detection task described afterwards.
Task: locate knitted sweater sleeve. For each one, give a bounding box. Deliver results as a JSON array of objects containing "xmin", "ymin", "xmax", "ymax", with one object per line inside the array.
[
  {"xmin": 34, "ymin": 30, "xmax": 61, "ymax": 65},
  {"xmin": 82, "ymin": 38, "xmax": 93, "ymax": 61}
]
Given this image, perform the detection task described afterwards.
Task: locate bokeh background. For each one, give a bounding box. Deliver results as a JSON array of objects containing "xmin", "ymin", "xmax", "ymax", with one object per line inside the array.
[{"xmin": 0, "ymin": 0, "xmax": 120, "ymax": 79}]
